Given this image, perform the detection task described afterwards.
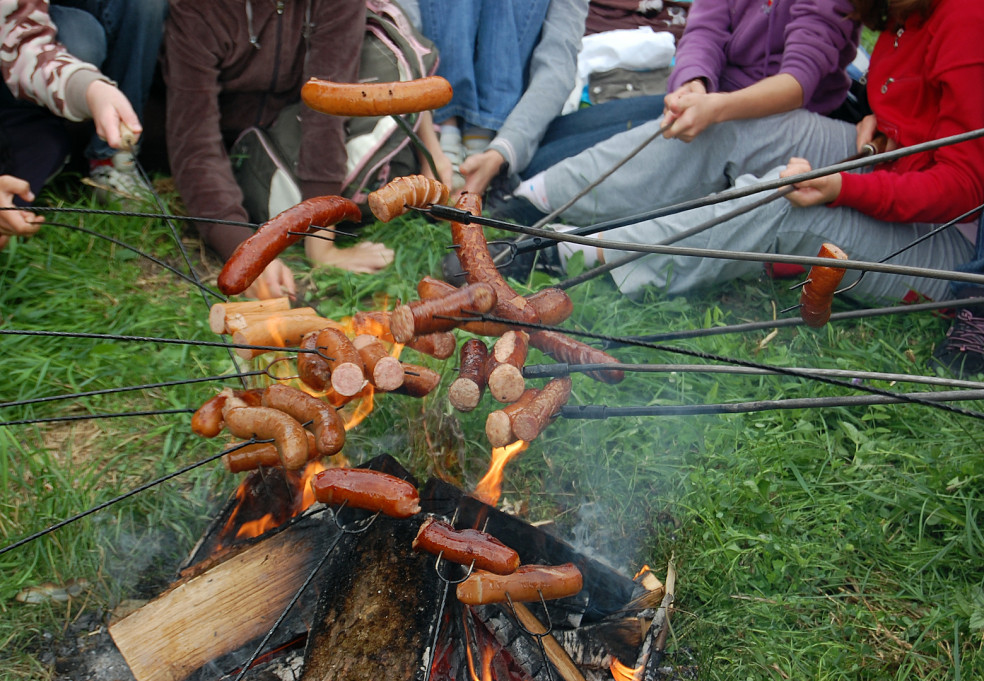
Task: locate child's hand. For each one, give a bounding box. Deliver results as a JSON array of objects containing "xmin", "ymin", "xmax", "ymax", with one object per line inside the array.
[
  {"xmin": 0, "ymin": 175, "xmax": 43, "ymax": 237},
  {"xmin": 85, "ymin": 80, "xmax": 142, "ymax": 150},
  {"xmin": 781, "ymin": 157, "xmax": 842, "ymax": 207}
]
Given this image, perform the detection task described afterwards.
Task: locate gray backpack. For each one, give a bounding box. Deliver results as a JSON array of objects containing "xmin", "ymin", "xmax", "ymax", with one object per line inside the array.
[{"xmin": 231, "ymin": 0, "xmax": 440, "ymax": 224}]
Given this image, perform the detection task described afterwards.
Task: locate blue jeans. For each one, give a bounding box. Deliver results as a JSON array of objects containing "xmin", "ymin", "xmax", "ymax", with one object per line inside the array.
[
  {"xmin": 50, "ymin": 0, "xmax": 168, "ymax": 160},
  {"xmin": 418, "ymin": 0, "xmax": 551, "ymax": 130},
  {"xmin": 521, "ymin": 95, "xmax": 665, "ymax": 179}
]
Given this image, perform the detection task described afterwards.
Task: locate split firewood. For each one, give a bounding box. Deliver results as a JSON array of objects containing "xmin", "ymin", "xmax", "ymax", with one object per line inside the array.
[
  {"xmin": 634, "ymin": 558, "xmax": 676, "ymax": 681},
  {"xmin": 486, "ymin": 388, "xmax": 539, "ymax": 448},
  {"xmin": 511, "ymin": 602, "xmax": 587, "ymax": 681},
  {"xmin": 209, "ymin": 297, "xmax": 290, "ymax": 334},
  {"xmin": 110, "ymin": 515, "xmax": 330, "ymax": 681},
  {"xmin": 486, "ymin": 330, "xmax": 529, "ymax": 403}
]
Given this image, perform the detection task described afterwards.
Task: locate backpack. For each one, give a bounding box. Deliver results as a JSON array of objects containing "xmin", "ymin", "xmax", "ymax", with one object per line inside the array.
[{"xmin": 231, "ymin": 0, "xmax": 440, "ymax": 224}]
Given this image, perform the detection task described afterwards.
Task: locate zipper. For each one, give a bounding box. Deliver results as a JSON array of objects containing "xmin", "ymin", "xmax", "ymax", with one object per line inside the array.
[{"xmin": 254, "ymin": 1, "xmax": 287, "ymax": 128}]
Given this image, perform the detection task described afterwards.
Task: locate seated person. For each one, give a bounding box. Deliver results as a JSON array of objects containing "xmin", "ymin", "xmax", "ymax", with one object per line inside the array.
[
  {"xmin": 0, "ymin": 0, "xmax": 144, "ymax": 235},
  {"xmin": 528, "ymin": 0, "xmax": 984, "ymax": 315},
  {"xmin": 498, "ymin": 0, "xmax": 862, "ymax": 224},
  {"xmin": 413, "ymin": 0, "xmax": 590, "ymax": 198},
  {"xmin": 162, "ymin": 0, "xmax": 394, "ymax": 300}
]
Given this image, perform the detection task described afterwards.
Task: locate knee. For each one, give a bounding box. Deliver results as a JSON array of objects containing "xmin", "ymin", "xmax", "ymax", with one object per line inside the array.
[{"xmin": 49, "ymin": 6, "xmax": 107, "ymax": 67}]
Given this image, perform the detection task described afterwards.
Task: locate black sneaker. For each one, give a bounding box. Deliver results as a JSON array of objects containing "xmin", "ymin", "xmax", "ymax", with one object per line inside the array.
[
  {"xmin": 440, "ymin": 242, "xmax": 564, "ymax": 286},
  {"xmin": 933, "ymin": 307, "xmax": 984, "ymax": 378}
]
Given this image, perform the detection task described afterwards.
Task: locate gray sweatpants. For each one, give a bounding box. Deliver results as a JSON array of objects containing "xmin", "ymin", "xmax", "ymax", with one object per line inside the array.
[{"xmin": 539, "ymin": 110, "xmax": 974, "ymax": 302}]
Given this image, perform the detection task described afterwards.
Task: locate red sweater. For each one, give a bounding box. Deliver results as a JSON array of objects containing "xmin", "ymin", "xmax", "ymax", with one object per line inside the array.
[{"xmin": 832, "ymin": 0, "xmax": 984, "ymax": 224}]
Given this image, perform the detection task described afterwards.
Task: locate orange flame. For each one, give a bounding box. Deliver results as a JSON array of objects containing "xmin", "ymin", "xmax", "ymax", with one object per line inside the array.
[
  {"xmin": 611, "ymin": 657, "xmax": 642, "ymax": 681},
  {"xmin": 472, "ymin": 440, "xmax": 528, "ymax": 506},
  {"xmin": 634, "ymin": 564, "xmax": 652, "ymax": 580},
  {"xmin": 343, "ymin": 386, "xmax": 375, "ymax": 431}
]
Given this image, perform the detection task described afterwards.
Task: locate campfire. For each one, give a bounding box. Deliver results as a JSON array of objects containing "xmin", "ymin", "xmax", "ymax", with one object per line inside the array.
[
  {"xmin": 108, "ymin": 454, "xmax": 680, "ymax": 681},
  {"xmin": 104, "ymin": 185, "xmax": 689, "ymax": 681}
]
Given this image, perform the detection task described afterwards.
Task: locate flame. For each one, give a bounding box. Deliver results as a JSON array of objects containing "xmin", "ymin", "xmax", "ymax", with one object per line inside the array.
[
  {"xmin": 463, "ymin": 612, "xmax": 497, "ymax": 681},
  {"xmin": 634, "ymin": 565, "xmax": 652, "ymax": 580},
  {"xmin": 343, "ymin": 386, "xmax": 375, "ymax": 430},
  {"xmin": 611, "ymin": 658, "xmax": 642, "ymax": 681},
  {"xmin": 472, "ymin": 440, "xmax": 528, "ymax": 506}
]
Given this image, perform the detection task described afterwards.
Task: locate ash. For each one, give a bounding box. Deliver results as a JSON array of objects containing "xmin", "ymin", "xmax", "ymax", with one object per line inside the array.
[{"xmin": 41, "ymin": 610, "xmax": 135, "ymax": 681}]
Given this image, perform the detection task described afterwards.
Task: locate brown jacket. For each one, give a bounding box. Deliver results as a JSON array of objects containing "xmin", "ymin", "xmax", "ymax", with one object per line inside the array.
[{"xmin": 163, "ymin": 0, "xmax": 364, "ymax": 259}]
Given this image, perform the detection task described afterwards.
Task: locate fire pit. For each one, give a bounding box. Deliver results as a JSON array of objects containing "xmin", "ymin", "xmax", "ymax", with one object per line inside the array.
[{"xmin": 105, "ymin": 454, "xmax": 683, "ymax": 681}]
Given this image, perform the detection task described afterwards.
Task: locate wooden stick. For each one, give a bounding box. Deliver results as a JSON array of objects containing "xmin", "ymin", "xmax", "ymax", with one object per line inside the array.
[
  {"xmin": 209, "ymin": 297, "xmax": 290, "ymax": 334},
  {"xmin": 511, "ymin": 602, "xmax": 587, "ymax": 681}
]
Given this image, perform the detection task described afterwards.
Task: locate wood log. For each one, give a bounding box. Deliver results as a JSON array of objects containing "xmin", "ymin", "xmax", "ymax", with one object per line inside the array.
[
  {"xmin": 109, "ymin": 515, "xmax": 332, "ymax": 681},
  {"xmin": 209, "ymin": 297, "xmax": 290, "ymax": 334},
  {"xmin": 300, "ymin": 516, "xmax": 443, "ymax": 681}
]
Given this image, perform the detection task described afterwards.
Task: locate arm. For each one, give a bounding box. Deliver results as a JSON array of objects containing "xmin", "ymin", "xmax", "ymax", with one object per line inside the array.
[
  {"xmin": 0, "ymin": 175, "xmax": 42, "ymax": 237},
  {"xmin": 663, "ymin": 73, "xmax": 803, "ymax": 141},
  {"xmin": 472, "ymin": 0, "xmax": 589, "ymax": 190},
  {"xmin": 665, "ymin": 0, "xmax": 732, "ymax": 95},
  {"xmin": 0, "ymin": 0, "xmax": 140, "ymax": 144}
]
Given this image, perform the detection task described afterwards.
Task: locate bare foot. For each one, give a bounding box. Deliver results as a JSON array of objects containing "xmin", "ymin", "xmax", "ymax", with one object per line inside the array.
[{"xmin": 305, "ymin": 237, "xmax": 394, "ymax": 274}]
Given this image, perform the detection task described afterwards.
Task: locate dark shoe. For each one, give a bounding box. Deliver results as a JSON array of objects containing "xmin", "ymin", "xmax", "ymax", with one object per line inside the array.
[
  {"xmin": 933, "ymin": 307, "xmax": 984, "ymax": 377},
  {"xmin": 440, "ymin": 242, "xmax": 564, "ymax": 286}
]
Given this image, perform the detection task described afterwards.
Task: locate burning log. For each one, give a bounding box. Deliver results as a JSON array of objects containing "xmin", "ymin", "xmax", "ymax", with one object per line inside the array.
[{"xmin": 299, "ymin": 515, "xmax": 444, "ymax": 681}]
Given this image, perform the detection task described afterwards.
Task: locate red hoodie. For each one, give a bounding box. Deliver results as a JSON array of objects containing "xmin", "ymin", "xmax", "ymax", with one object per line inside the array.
[
  {"xmin": 832, "ymin": 0, "xmax": 984, "ymax": 224},
  {"xmin": 162, "ymin": 0, "xmax": 364, "ymax": 260}
]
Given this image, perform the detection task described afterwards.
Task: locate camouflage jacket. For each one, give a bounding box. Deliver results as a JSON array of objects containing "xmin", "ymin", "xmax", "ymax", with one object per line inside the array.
[{"xmin": 0, "ymin": 0, "xmax": 109, "ymax": 121}]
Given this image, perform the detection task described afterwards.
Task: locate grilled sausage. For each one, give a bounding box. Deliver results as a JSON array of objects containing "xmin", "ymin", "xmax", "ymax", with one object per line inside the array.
[
  {"xmin": 412, "ymin": 516, "xmax": 520, "ymax": 575},
  {"xmin": 221, "ymin": 398, "xmax": 310, "ymax": 470},
  {"xmin": 389, "ymin": 282, "xmax": 497, "ymax": 342},
  {"xmin": 311, "ymin": 468, "xmax": 421, "ymax": 518},
  {"xmin": 301, "ymin": 75, "xmax": 453, "ymax": 117},
  {"xmin": 368, "ymin": 175, "xmax": 450, "ymax": 222},
  {"xmin": 261, "ymin": 383, "xmax": 345, "ymax": 457},
  {"xmin": 486, "ymin": 330, "xmax": 528, "ymax": 403},
  {"xmin": 510, "ymin": 377, "xmax": 572, "ymax": 442},
  {"xmin": 448, "ymin": 338, "xmax": 488, "ymax": 412},
  {"xmin": 800, "ymin": 243, "xmax": 849, "ymax": 328},
  {"xmin": 456, "ymin": 563, "xmax": 584, "ymax": 605},
  {"xmin": 529, "ymin": 330, "xmax": 625, "ymax": 384},
  {"xmin": 218, "ymin": 195, "xmax": 362, "ymax": 296}
]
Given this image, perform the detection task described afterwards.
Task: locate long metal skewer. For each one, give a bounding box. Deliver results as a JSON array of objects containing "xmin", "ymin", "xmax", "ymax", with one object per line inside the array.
[
  {"xmin": 604, "ymin": 296, "xmax": 984, "ymax": 346},
  {"xmin": 561, "ymin": 389, "xmax": 984, "ymax": 419},
  {"xmin": 0, "ymin": 440, "xmax": 260, "ymax": 557},
  {"xmin": 523, "ymin": 363, "xmax": 984, "ymax": 390},
  {"xmin": 0, "ymin": 408, "xmax": 195, "ymax": 427},
  {"xmin": 439, "ymin": 313, "xmax": 984, "ymax": 421}
]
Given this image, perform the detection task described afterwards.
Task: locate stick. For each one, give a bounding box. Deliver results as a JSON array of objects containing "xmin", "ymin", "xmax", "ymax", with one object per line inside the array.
[
  {"xmin": 523, "ymin": 363, "xmax": 984, "ymax": 390},
  {"xmin": 560, "ymin": 389, "xmax": 984, "ymax": 418},
  {"xmin": 511, "ymin": 602, "xmax": 587, "ymax": 681}
]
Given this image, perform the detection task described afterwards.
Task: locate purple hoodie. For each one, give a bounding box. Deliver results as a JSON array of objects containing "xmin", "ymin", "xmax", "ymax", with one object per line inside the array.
[{"xmin": 666, "ymin": 0, "xmax": 860, "ymax": 114}]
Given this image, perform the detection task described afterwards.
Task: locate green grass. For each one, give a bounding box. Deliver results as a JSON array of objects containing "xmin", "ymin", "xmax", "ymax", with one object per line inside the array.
[{"xmin": 0, "ymin": 175, "xmax": 982, "ymax": 680}]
